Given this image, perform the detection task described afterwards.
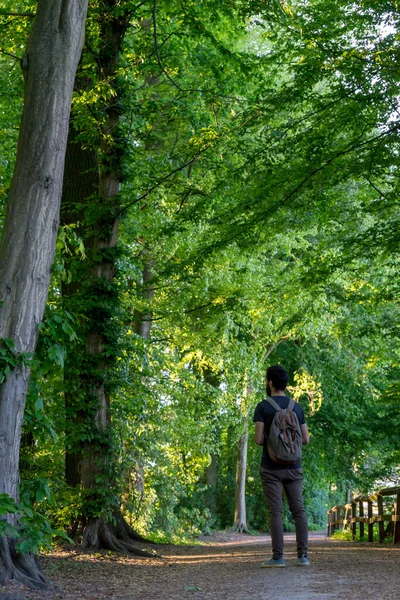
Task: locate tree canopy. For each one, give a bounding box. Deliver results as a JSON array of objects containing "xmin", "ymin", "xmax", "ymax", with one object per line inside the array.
[{"xmin": 0, "ymin": 0, "xmax": 399, "ymax": 580}]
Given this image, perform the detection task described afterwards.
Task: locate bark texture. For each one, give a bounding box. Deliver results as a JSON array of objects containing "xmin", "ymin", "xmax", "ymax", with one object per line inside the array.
[{"xmin": 0, "ymin": 0, "xmax": 88, "ymax": 587}]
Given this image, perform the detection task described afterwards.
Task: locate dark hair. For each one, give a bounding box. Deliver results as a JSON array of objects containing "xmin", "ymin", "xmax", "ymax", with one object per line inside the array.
[{"xmin": 266, "ymin": 365, "xmax": 288, "ymax": 391}]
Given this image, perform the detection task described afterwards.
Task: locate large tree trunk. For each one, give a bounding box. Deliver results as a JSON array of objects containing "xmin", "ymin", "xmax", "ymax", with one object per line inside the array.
[
  {"xmin": 60, "ymin": 4, "xmax": 155, "ymax": 556},
  {"xmin": 0, "ymin": 0, "xmax": 88, "ymax": 587},
  {"xmin": 62, "ymin": 119, "xmax": 98, "ymax": 489},
  {"xmin": 0, "ymin": 0, "xmax": 87, "ymax": 586}
]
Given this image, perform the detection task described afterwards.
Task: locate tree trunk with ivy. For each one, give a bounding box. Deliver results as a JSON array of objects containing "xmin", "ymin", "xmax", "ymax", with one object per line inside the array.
[
  {"xmin": 61, "ymin": 2, "xmax": 154, "ymax": 555},
  {"xmin": 0, "ymin": 0, "xmax": 88, "ymax": 587},
  {"xmin": 62, "ymin": 119, "xmax": 98, "ymax": 491}
]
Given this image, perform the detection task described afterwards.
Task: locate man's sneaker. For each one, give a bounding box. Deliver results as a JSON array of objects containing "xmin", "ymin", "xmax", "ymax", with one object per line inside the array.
[
  {"xmin": 297, "ymin": 556, "xmax": 310, "ymax": 566},
  {"xmin": 261, "ymin": 557, "xmax": 286, "ymax": 568}
]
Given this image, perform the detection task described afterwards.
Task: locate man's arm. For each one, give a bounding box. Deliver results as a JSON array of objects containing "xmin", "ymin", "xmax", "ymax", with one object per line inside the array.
[
  {"xmin": 254, "ymin": 421, "xmax": 265, "ymax": 446},
  {"xmin": 301, "ymin": 423, "xmax": 310, "ymax": 445}
]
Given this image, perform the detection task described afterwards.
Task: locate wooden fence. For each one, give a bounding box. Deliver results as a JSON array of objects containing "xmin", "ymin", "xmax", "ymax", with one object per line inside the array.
[{"xmin": 327, "ymin": 486, "xmax": 400, "ymax": 544}]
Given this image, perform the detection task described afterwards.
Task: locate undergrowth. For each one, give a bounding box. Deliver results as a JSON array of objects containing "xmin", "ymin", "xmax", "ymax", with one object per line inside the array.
[{"xmin": 332, "ymin": 529, "xmax": 394, "ymax": 544}]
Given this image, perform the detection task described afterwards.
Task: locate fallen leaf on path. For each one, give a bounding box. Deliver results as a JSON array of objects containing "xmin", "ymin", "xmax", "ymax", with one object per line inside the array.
[{"xmin": 185, "ymin": 586, "xmax": 204, "ymax": 591}]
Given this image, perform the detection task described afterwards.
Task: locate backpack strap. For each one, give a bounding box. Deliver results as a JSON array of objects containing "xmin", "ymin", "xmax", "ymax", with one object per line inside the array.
[
  {"xmin": 266, "ymin": 397, "xmax": 295, "ymax": 411},
  {"xmin": 265, "ymin": 398, "xmax": 282, "ymax": 411},
  {"xmin": 287, "ymin": 398, "xmax": 295, "ymax": 411}
]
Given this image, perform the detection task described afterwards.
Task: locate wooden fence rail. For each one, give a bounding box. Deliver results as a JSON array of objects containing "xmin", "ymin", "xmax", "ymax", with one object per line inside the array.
[{"xmin": 327, "ymin": 486, "xmax": 400, "ymax": 544}]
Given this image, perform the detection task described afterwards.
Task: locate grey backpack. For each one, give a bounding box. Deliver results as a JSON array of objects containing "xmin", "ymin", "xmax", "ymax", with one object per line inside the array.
[{"xmin": 265, "ymin": 398, "xmax": 302, "ymax": 464}]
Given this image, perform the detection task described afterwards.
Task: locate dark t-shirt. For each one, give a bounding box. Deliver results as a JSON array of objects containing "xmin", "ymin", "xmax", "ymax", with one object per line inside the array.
[{"xmin": 253, "ymin": 396, "xmax": 306, "ymax": 470}]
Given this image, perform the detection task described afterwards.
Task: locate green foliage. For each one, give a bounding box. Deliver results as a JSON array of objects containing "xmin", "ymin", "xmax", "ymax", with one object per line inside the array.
[
  {"xmin": 0, "ymin": 338, "xmax": 20, "ymax": 383},
  {"xmin": 2, "ymin": 0, "xmax": 400, "ymax": 552},
  {"xmin": 332, "ymin": 529, "xmax": 394, "ymax": 545},
  {"xmin": 0, "ymin": 493, "xmax": 17, "ymax": 520},
  {"xmin": 0, "ymin": 488, "xmax": 72, "ymax": 554},
  {"xmin": 331, "ymin": 529, "xmax": 354, "ymax": 542}
]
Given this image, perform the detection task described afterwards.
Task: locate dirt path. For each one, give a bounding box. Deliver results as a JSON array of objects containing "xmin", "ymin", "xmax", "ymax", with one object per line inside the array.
[{"xmin": 2, "ymin": 531, "xmax": 400, "ymax": 599}]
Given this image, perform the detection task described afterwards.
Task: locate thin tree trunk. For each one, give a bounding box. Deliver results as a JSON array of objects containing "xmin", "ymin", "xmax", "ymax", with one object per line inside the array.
[
  {"xmin": 205, "ymin": 454, "xmax": 217, "ymax": 514},
  {"xmin": 232, "ymin": 379, "xmax": 251, "ymax": 534},
  {"xmin": 134, "ymin": 260, "xmax": 155, "ymax": 339},
  {"xmin": 0, "ymin": 0, "xmax": 88, "ymax": 587},
  {"xmin": 207, "ymin": 454, "xmax": 217, "ymax": 489},
  {"xmin": 201, "ymin": 368, "xmax": 220, "ymax": 516},
  {"xmin": 232, "ymin": 423, "xmax": 250, "ymax": 534},
  {"xmin": 119, "ymin": 258, "xmax": 155, "ymax": 527}
]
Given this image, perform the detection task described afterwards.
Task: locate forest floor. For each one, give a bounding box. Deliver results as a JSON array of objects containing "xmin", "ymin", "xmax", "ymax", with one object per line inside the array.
[{"xmin": 2, "ymin": 530, "xmax": 400, "ymax": 600}]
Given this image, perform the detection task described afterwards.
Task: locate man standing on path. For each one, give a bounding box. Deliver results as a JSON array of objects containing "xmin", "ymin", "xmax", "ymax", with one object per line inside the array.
[{"xmin": 253, "ymin": 364, "xmax": 310, "ymax": 568}]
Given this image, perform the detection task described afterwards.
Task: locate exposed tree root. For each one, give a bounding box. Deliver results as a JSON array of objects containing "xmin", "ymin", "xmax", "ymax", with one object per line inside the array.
[
  {"xmin": 112, "ymin": 510, "xmax": 155, "ymax": 545},
  {"xmin": 230, "ymin": 522, "xmax": 251, "ymax": 534},
  {"xmin": 0, "ymin": 535, "xmax": 47, "ymax": 590},
  {"xmin": 81, "ymin": 515, "xmax": 159, "ymax": 557}
]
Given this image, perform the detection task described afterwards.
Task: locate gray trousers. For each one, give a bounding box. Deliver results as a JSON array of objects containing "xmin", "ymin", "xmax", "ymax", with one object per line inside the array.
[{"xmin": 260, "ymin": 466, "xmax": 308, "ymax": 560}]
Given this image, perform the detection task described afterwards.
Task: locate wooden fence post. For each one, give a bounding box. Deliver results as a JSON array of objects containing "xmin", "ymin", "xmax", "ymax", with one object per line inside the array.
[
  {"xmin": 359, "ymin": 500, "xmax": 364, "ymax": 539},
  {"xmin": 368, "ymin": 499, "xmax": 374, "ymax": 543},
  {"xmin": 344, "ymin": 504, "xmax": 350, "ymax": 531},
  {"xmin": 328, "ymin": 486, "xmax": 400, "ymax": 545},
  {"xmin": 377, "ymin": 495, "xmax": 384, "ymax": 543},
  {"xmin": 327, "ymin": 510, "xmax": 332, "ymax": 537},
  {"xmin": 394, "ymin": 493, "xmax": 400, "ymax": 545},
  {"xmin": 351, "ymin": 501, "xmax": 357, "ymax": 540}
]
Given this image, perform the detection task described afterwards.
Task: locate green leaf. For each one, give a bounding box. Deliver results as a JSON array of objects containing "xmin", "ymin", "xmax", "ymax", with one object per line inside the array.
[
  {"xmin": 21, "ymin": 505, "xmax": 33, "ymax": 518},
  {"xmin": 186, "ymin": 587, "xmax": 203, "ymax": 592},
  {"xmin": 54, "ymin": 529, "xmax": 74, "ymax": 544},
  {"xmin": 0, "ymin": 493, "xmax": 18, "ymax": 515},
  {"xmin": 62, "ymin": 321, "xmax": 77, "ymax": 340},
  {"xmin": 35, "ymin": 396, "xmax": 44, "ymax": 411},
  {"xmin": 47, "ymin": 344, "xmax": 65, "ymax": 367}
]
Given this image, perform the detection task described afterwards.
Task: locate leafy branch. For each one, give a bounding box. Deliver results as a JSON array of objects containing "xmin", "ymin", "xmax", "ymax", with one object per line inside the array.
[
  {"xmin": 120, "ymin": 146, "xmax": 211, "ymax": 213},
  {"xmin": 0, "ymin": 11, "xmax": 35, "ymax": 18},
  {"xmin": 152, "ymin": 0, "xmax": 243, "ymax": 100},
  {"xmin": 0, "ymin": 48, "xmax": 21, "ymax": 61},
  {"xmin": 0, "ymin": 491, "xmax": 72, "ymax": 554}
]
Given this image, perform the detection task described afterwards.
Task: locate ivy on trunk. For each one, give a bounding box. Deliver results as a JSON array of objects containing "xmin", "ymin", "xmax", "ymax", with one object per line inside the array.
[{"xmin": 60, "ymin": 1, "xmax": 154, "ymax": 556}]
